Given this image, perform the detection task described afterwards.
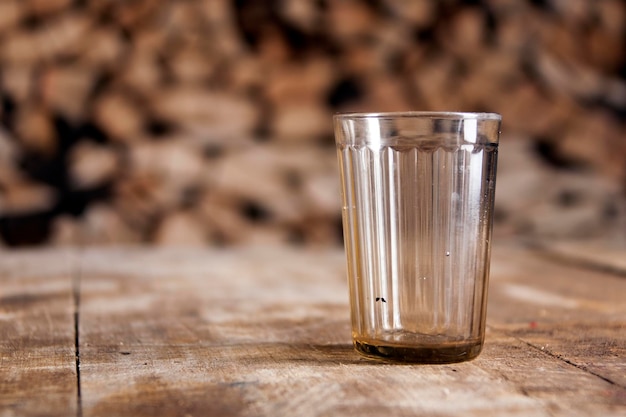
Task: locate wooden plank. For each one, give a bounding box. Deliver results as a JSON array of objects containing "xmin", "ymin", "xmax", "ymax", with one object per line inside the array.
[
  {"xmin": 498, "ymin": 321, "xmax": 626, "ymax": 387},
  {"xmin": 0, "ymin": 249, "xmax": 78, "ymax": 417},
  {"xmin": 488, "ymin": 245, "xmax": 626, "ymax": 389},
  {"xmin": 488, "ymin": 244, "xmax": 626, "ymax": 325},
  {"xmin": 77, "ymin": 247, "xmax": 350, "ymax": 417},
  {"xmin": 77, "ymin": 245, "xmax": 626, "ymax": 417}
]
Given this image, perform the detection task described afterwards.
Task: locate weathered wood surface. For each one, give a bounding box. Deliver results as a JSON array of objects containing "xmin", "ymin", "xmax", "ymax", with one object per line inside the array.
[
  {"xmin": 1, "ymin": 243, "xmax": 625, "ymax": 417},
  {"xmin": 530, "ymin": 239, "xmax": 626, "ymax": 277},
  {"xmin": 0, "ymin": 250, "xmax": 78, "ymax": 417}
]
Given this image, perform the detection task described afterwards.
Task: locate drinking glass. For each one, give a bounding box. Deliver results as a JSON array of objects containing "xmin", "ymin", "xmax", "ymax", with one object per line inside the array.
[{"xmin": 334, "ymin": 111, "xmax": 501, "ymax": 363}]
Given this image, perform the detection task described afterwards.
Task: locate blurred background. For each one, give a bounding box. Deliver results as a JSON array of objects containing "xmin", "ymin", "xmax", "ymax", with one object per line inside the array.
[{"xmin": 0, "ymin": 0, "xmax": 624, "ymax": 247}]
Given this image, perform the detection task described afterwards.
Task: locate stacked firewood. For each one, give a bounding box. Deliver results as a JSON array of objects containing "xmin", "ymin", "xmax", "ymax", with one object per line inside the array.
[{"xmin": 0, "ymin": 0, "xmax": 624, "ymax": 246}]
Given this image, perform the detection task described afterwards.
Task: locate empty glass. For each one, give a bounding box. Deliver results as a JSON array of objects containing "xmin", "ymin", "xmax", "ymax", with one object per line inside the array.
[{"xmin": 334, "ymin": 112, "xmax": 501, "ymax": 363}]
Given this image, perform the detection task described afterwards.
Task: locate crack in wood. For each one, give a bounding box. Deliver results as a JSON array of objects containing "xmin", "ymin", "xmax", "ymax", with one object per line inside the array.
[{"xmin": 510, "ymin": 333, "xmax": 625, "ymax": 390}]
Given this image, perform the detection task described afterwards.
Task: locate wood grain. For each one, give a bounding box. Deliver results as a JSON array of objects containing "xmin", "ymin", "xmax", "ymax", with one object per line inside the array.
[
  {"xmin": 0, "ymin": 249, "xmax": 78, "ymax": 417},
  {"xmin": 74, "ymin": 245, "xmax": 626, "ymax": 417},
  {"xmin": 1, "ymin": 244, "xmax": 624, "ymax": 416},
  {"xmin": 529, "ymin": 239, "xmax": 626, "ymax": 277}
]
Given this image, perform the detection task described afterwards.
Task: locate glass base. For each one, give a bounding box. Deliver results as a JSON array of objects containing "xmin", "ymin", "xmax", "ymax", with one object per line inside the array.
[{"xmin": 354, "ymin": 338, "xmax": 483, "ymax": 364}]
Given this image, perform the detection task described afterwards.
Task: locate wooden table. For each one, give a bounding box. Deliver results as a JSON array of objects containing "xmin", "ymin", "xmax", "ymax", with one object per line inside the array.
[{"xmin": 1, "ymin": 242, "xmax": 625, "ymax": 417}]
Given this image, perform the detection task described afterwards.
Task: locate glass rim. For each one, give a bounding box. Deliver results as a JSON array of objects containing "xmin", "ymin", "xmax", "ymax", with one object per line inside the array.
[{"xmin": 334, "ymin": 111, "xmax": 501, "ymax": 121}]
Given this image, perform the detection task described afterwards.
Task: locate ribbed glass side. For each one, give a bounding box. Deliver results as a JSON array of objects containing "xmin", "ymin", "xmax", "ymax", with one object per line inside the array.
[{"xmin": 337, "ymin": 141, "xmax": 497, "ymax": 362}]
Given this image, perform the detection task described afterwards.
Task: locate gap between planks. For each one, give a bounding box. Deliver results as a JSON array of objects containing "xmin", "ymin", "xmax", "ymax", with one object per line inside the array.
[{"xmin": 72, "ymin": 248, "xmax": 83, "ymax": 417}]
